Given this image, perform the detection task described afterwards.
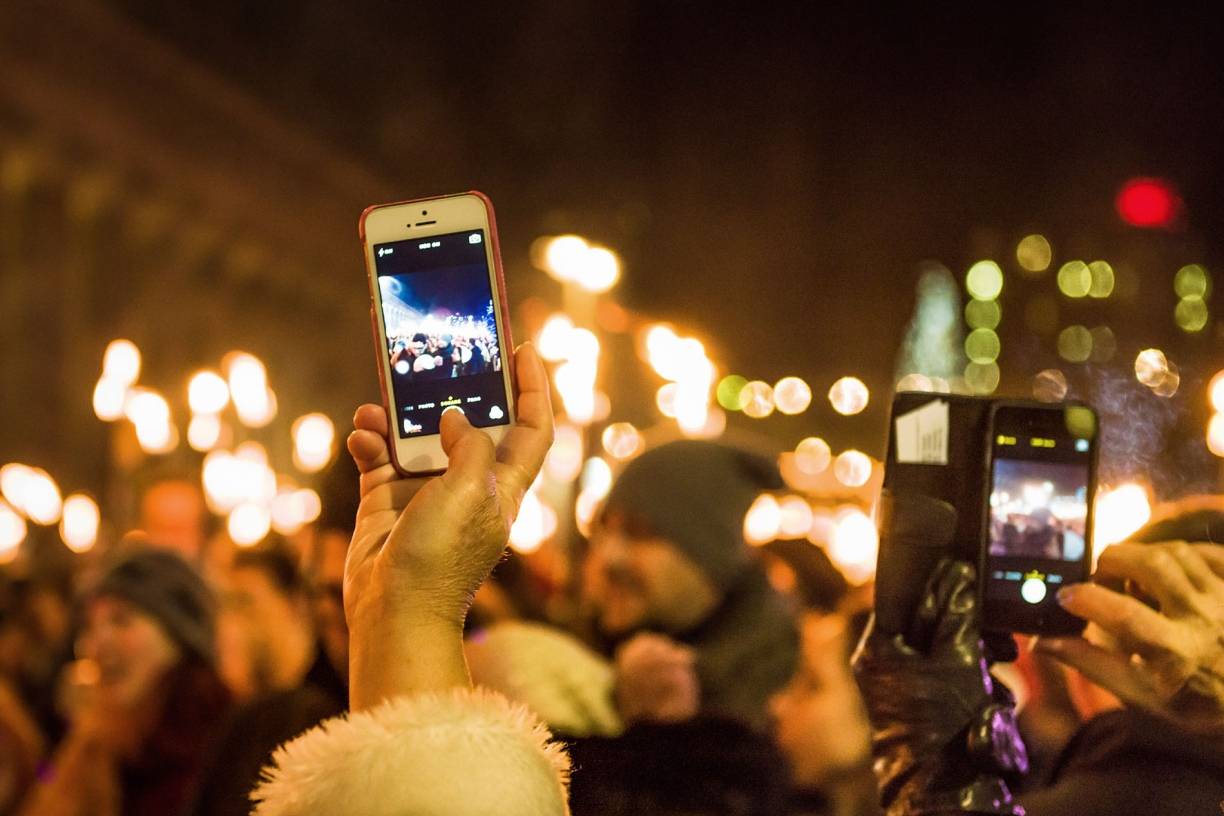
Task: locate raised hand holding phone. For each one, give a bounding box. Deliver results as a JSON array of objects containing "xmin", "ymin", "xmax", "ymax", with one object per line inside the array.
[{"xmin": 343, "ymin": 343, "xmax": 554, "ymax": 711}]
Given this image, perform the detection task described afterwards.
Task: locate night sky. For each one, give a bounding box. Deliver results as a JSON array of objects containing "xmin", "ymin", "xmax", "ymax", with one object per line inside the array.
[{"xmin": 101, "ymin": 2, "xmax": 1224, "ymax": 455}]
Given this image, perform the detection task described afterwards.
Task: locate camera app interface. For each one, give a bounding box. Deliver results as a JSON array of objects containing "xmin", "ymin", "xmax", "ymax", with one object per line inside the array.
[
  {"xmin": 986, "ymin": 421, "xmax": 1093, "ymax": 607},
  {"xmin": 374, "ymin": 230, "xmax": 508, "ymax": 437},
  {"xmin": 989, "ymin": 459, "xmax": 1088, "ymax": 562}
]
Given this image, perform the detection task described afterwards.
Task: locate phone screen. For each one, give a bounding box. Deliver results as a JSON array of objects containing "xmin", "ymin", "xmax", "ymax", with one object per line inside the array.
[
  {"xmin": 984, "ymin": 404, "xmax": 1096, "ymax": 632},
  {"xmin": 372, "ymin": 229, "xmax": 509, "ymax": 437}
]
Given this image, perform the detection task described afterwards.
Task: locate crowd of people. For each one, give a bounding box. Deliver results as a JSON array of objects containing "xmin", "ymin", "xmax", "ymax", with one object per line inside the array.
[
  {"xmin": 388, "ymin": 317, "xmax": 500, "ymax": 381},
  {"xmin": 1, "ymin": 343, "xmax": 1222, "ymax": 815}
]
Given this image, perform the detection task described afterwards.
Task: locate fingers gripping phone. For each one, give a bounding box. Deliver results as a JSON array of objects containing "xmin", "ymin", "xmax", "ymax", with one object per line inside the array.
[{"xmin": 360, "ymin": 192, "xmax": 515, "ymax": 474}]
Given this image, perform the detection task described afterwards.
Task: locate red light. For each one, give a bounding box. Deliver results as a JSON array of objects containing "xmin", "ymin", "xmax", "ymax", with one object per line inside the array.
[{"xmin": 1116, "ymin": 177, "xmax": 1180, "ymax": 228}]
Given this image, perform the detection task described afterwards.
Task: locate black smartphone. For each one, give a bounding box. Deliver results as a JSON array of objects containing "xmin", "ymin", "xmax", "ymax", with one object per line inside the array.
[
  {"xmin": 981, "ymin": 402, "xmax": 1096, "ymax": 635},
  {"xmin": 878, "ymin": 394, "xmax": 1097, "ymax": 637}
]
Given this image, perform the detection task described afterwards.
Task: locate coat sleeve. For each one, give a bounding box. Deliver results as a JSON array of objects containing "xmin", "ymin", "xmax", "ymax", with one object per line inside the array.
[{"xmin": 250, "ymin": 687, "xmax": 571, "ymax": 816}]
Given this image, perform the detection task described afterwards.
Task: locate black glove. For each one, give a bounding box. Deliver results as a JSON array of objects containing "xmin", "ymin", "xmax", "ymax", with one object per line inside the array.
[{"xmin": 853, "ymin": 558, "xmax": 1029, "ymax": 815}]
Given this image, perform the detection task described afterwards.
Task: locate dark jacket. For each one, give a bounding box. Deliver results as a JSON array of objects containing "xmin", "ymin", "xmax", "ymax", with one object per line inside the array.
[
  {"xmin": 1018, "ymin": 708, "xmax": 1224, "ymax": 815},
  {"xmin": 567, "ymin": 716, "xmax": 791, "ymax": 816},
  {"xmin": 188, "ymin": 649, "xmax": 345, "ymax": 816}
]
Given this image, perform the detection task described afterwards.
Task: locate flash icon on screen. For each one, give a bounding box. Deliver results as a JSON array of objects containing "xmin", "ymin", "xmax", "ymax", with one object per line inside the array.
[{"xmin": 469, "ymin": 233, "xmax": 482, "ymax": 244}]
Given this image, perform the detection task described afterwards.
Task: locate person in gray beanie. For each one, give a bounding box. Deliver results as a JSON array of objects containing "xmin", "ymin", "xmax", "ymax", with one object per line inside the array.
[
  {"xmin": 17, "ymin": 547, "xmax": 232, "ymax": 816},
  {"xmin": 581, "ymin": 439, "xmax": 800, "ymax": 730}
]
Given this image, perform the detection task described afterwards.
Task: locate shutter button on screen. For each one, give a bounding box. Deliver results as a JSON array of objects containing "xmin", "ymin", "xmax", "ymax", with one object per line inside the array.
[{"xmin": 1021, "ymin": 574, "xmax": 1048, "ymax": 604}]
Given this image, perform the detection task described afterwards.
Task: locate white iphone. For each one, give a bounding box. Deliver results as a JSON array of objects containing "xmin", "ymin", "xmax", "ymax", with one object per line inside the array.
[{"xmin": 360, "ymin": 192, "xmax": 515, "ymax": 474}]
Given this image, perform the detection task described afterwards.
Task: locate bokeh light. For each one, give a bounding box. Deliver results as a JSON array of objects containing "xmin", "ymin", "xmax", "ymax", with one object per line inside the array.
[
  {"xmin": 1151, "ymin": 362, "xmax": 1180, "ymax": 398},
  {"xmin": 716, "ymin": 375, "xmax": 749, "ymax": 411},
  {"xmin": 1089, "ymin": 326, "xmax": 1117, "ymax": 363},
  {"xmin": 92, "ymin": 377, "xmax": 127, "ymax": 422},
  {"xmin": 0, "ymin": 465, "xmax": 63, "ymax": 526},
  {"xmin": 1134, "ymin": 348, "xmax": 1169, "ymax": 387},
  {"xmin": 828, "ymin": 376, "xmax": 869, "ymax": 416},
  {"xmin": 228, "ymin": 502, "xmax": 271, "ymax": 547},
  {"xmin": 60, "ymin": 493, "xmax": 100, "ymax": 553},
  {"xmin": 1173, "ymin": 264, "xmax": 1210, "ymax": 299},
  {"xmin": 536, "ymin": 314, "xmax": 575, "ymax": 362},
  {"xmin": 601, "ymin": 422, "xmax": 643, "ymax": 460},
  {"xmin": 1208, "ymin": 413, "xmax": 1224, "ymax": 458},
  {"xmin": 655, "ymin": 382, "xmax": 678, "ymax": 418},
  {"xmin": 965, "ymin": 260, "xmax": 1003, "ymax": 300},
  {"xmin": 102, "ymin": 339, "xmax": 141, "ymax": 386},
  {"xmin": 539, "ymin": 235, "xmax": 589, "ymax": 280},
  {"xmin": 1115, "ymin": 177, "xmax": 1180, "ymax": 228},
  {"xmin": 1093, "ymin": 483, "xmax": 1152, "ymax": 565},
  {"xmin": 773, "ymin": 377, "xmax": 812, "ymax": 415},
  {"xmin": 794, "ymin": 437, "xmax": 832, "ymax": 475},
  {"xmin": 964, "ymin": 361, "xmax": 1000, "ymax": 394},
  {"xmin": 577, "ymin": 247, "xmax": 621, "ymax": 293},
  {"xmin": 833, "ymin": 450, "xmax": 872, "ymax": 487},
  {"xmin": 1057, "ymin": 325, "xmax": 1092, "ymax": 363},
  {"xmin": 509, "ymin": 489, "xmax": 558, "ymax": 554},
  {"xmin": 1016, "ymin": 234, "xmax": 1052, "ymax": 273},
  {"xmin": 964, "ymin": 299, "xmax": 1001, "ymax": 330},
  {"xmin": 778, "ymin": 495, "xmax": 814, "ymax": 539},
  {"xmin": 743, "ymin": 494, "xmax": 781, "ymax": 545},
  {"xmin": 226, "ymin": 352, "xmax": 276, "ymax": 427},
  {"xmin": 545, "ymin": 424, "xmax": 584, "ymax": 482},
  {"xmin": 827, "ymin": 508, "xmax": 878, "ymax": 585},
  {"xmin": 1210, "ymin": 370, "xmax": 1224, "ymax": 413},
  {"xmin": 1087, "ymin": 261, "xmax": 1115, "ymax": 298},
  {"xmin": 1056, "ymin": 261, "xmax": 1091, "ymax": 298},
  {"xmin": 0, "ymin": 501, "xmax": 25, "ymax": 563},
  {"xmin": 964, "ymin": 328, "xmax": 1001, "ymax": 363},
  {"xmin": 187, "ymin": 414, "xmax": 223, "ymax": 452},
  {"xmin": 1032, "ymin": 369, "xmax": 1068, "ymax": 402},
  {"xmin": 580, "ymin": 457, "xmax": 613, "ymax": 502},
  {"xmin": 1174, "ymin": 297, "xmax": 1209, "ymax": 333},
  {"xmin": 188, "ymin": 370, "xmax": 229, "ymax": 415},
  {"xmin": 292, "ymin": 413, "xmax": 336, "ymax": 473},
  {"xmin": 741, "ymin": 381, "xmax": 775, "ymax": 418}
]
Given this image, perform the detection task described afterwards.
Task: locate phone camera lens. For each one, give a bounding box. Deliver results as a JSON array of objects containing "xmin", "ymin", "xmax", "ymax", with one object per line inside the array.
[{"xmin": 421, "ymin": 210, "xmax": 428, "ymax": 216}]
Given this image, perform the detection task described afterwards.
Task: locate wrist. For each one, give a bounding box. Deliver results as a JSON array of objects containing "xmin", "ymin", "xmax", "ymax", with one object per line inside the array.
[{"xmin": 347, "ymin": 595, "xmax": 470, "ymax": 712}]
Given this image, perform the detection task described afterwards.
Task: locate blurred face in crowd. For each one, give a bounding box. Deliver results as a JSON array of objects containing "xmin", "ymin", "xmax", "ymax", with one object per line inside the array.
[
  {"xmin": 770, "ymin": 614, "xmax": 872, "ymax": 788},
  {"xmin": 78, "ymin": 596, "xmax": 181, "ymax": 707},
  {"xmin": 583, "ymin": 510, "xmax": 719, "ymax": 636},
  {"xmin": 140, "ymin": 480, "xmax": 207, "ymax": 562},
  {"xmin": 227, "ymin": 565, "xmax": 312, "ymax": 691}
]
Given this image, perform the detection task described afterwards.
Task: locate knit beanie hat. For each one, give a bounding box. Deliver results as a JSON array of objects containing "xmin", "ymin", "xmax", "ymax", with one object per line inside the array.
[
  {"xmin": 601, "ymin": 439, "xmax": 783, "ymax": 591},
  {"xmin": 88, "ymin": 548, "xmax": 217, "ymax": 665}
]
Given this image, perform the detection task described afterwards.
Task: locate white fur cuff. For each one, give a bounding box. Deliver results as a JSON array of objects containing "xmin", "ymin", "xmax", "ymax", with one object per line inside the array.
[{"xmin": 251, "ymin": 687, "xmax": 571, "ymax": 816}]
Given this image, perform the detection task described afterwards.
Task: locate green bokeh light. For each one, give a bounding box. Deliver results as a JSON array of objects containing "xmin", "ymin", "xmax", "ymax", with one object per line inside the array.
[
  {"xmin": 964, "ymin": 328, "xmax": 1001, "ymax": 363},
  {"xmin": 1057, "ymin": 325, "xmax": 1092, "ymax": 362},
  {"xmin": 965, "ymin": 299, "xmax": 1002, "ymax": 330},
  {"xmin": 1057, "ymin": 261, "xmax": 1091, "ymax": 298},
  {"xmin": 1175, "ymin": 297, "xmax": 1209, "ymax": 333},
  {"xmin": 965, "ymin": 261, "xmax": 1004, "ymax": 301},
  {"xmin": 716, "ymin": 375, "xmax": 749, "ymax": 411}
]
